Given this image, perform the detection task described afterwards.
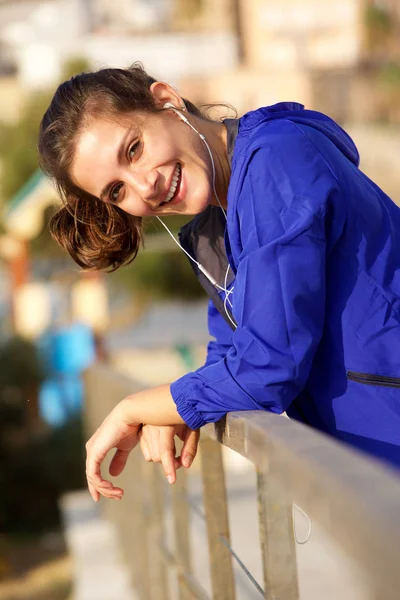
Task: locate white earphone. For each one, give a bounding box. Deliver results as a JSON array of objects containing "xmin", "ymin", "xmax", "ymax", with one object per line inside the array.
[
  {"xmin": 163, "ymin": 102, "xmax": 190, "ymax": 123},
  {"xmin": 163, "ymin": 102, "xmax": 209, "ymax": 146},
  {"xmin": 157, "ymin": 102, "xmax": 236, "ymax": 328}
]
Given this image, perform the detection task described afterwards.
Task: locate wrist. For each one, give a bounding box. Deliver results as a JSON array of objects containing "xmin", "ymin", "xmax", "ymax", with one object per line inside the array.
[
  {"xmin": 119, "ymin": 384, "xmax": 183, "ymax": 426},
  {"xmin": 119, "ymin": 395, "xmax": 140, "ymax": 425}
]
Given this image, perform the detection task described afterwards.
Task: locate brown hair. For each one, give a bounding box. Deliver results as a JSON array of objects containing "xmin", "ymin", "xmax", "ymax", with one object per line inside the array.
[{"xmin": 38, "ymin": 63, "xmax": 201, "ymax": 271}]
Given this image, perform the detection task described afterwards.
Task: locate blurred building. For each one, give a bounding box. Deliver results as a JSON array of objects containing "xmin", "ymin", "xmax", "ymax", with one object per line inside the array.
[
  {"xmin": 179, "ymin": 0, "xmax": 400, "ymax": 122},
  {"xmin": 1, "ymin": 0, "xmax": 400, "ymax": 122},
  {"xmin": 0, "ymin": 0, "xmax": 237, "ymax": 117},
  {"xmin": 92, "ymin": 0, "xmax": 172, "ymax": 30}
]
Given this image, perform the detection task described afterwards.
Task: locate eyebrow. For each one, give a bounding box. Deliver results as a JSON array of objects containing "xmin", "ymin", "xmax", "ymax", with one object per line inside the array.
[{"xmin": 99, "ymin": 125, "xmax": 137, "ymax": 201}]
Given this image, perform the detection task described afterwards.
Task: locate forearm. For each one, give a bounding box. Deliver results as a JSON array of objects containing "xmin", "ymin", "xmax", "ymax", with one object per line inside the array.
[{"xmin": 123, "ymin": 383, "xmax": 185, "ymax": 426}]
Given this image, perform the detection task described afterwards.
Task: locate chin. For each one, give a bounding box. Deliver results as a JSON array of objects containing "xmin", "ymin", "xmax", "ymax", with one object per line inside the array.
[
  {"xmin": 193, "ymin": 191, "xmax": 213, "ymax": 214},
  {"xmin": 171, "ymin": 184, "xmax": 211, "ymax": 216}
]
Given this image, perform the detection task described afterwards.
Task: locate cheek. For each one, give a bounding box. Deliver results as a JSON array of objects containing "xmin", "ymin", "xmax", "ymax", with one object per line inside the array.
[{"xmin": 119, "ymin": 197, "xmax": 152, "ymax": 218}]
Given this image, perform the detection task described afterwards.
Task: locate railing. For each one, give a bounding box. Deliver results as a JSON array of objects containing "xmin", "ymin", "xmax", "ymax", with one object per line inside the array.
[{"xmin": 85, "ymin": 365, "xmax": 400, "ymax": 600}]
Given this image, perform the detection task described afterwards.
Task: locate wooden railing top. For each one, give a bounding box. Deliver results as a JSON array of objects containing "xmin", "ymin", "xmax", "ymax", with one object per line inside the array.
[
  {"xmin": 204, "ymin": 411, "xmax": 400, "ymax": 596},
  {"xmin": 86, "ymin": 365, "xmax": 400, "ymax": 598}
]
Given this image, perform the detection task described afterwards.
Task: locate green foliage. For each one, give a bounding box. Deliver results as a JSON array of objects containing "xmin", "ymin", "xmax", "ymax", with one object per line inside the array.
[
  {"xmin": 0, "ymin": 56, "xmax": 90, "ymax": 205},
  {"xmin": 144, "ymin": 214, "xmax": 192, "ymax": 234},
  {"xmin": 364, "ymin": 5, "xmax": 392, "ymax": 34},
  {"xmin": 113, "ymin": 248, "xmax": 205, "ymax": 301},
  {"xmin": 112, "ymin": 215, "xmax": 205, "ymax": 301},
  {"xmin": 29, "ymin": 205, "xmax": 66, "ymax": 258},
  {"xmin": 379, "ymin": 61, "xmax": 400, "ymax": 88},
  {"xmin": 364, "ymin": 5, "xmax": 393, "ymax": 53},
  {"xmin": 0, "ymin": 91, "xmax": 52, "ymax": 203},
  {"xmin": 61, "ymin": 56, "xmax": 91, "ymax": 80}
]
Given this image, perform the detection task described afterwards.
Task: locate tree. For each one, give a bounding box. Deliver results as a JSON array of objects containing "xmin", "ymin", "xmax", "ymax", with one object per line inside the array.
[{"xmin": 0, "ymin": 56, "xmax": 91, "ymax": 207}]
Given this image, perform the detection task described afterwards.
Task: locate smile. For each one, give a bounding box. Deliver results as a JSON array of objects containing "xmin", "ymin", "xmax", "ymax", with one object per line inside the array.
[{"xmin": 162, "ymin": 163, "xmax": 182, "ymax": 205}]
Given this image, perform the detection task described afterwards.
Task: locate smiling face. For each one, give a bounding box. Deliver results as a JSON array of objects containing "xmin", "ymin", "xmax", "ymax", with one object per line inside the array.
[{"xmin": 70, "ymin": 83, "xmax": 228, "ymax": 218}]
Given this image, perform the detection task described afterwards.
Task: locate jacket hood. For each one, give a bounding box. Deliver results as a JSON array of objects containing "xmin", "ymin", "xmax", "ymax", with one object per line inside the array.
[{"xmin": 240, "ymin": 102, "xmax": 360, "ymax": 166}]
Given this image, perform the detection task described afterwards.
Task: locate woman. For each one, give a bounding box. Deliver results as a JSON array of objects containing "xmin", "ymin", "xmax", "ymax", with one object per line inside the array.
[{"xmin": 39, "ymin": 64, "xmax": 400, "ymax": 501}]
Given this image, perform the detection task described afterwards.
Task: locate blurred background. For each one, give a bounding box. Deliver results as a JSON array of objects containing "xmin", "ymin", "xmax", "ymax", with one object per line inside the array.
[{"xmin": 0, "ymin": 0, "xmax": 399, "ymax": 598}]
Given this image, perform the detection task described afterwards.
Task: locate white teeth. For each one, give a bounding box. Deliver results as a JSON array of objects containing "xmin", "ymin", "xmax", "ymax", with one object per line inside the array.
[{"xmin": 165, "ymin": 164, "xmax": 181, "ymax": 203}]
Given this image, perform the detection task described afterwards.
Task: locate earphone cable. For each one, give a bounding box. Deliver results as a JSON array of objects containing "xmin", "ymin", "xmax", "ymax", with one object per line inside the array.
[{"xmin": 157, "ymin": 109, "xmax": 234, "ymax": 322}]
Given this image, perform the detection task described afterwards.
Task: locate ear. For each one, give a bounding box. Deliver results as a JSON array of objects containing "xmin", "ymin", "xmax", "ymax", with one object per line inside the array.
[{"xmin": 150, "ymin": 81, "xmax": 183, "ymax": 109}]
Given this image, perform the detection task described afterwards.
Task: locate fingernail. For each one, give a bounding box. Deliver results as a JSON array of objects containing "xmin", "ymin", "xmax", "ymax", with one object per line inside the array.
[
  {"xmin": 167, "ymin": 475, "xmax": 174, "ymax": 484},
  {"xmin": 183, "ymin": 456, "xmax": 193, "ymax": 468}
]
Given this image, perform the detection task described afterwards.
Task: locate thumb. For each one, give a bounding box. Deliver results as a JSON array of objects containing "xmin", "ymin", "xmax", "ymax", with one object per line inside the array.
[{"xmin": 180, "ymin": 428, "xmax": 200, "ymax": 469}]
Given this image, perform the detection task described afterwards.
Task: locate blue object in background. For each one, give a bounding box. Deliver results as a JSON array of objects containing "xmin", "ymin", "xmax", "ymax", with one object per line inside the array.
[
  {"xmin": 38, "ymin": 323, "xmax": 96, "ymax": 426},
  {"xmin": 52, "ymin": 323, "xmax": 96, "ymax": 374},
  {"xmin": 39, "ymin": 376, "xmax": 84, "ymax": 427}
]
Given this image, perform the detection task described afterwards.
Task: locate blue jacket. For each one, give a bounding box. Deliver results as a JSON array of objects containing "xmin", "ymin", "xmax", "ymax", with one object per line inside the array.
[{"xmin": 171, "ymin": 103, "xmax": 400, "ymax": 469}]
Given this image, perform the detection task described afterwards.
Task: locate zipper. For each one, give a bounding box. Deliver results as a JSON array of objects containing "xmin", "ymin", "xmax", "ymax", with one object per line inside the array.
[{"xmin": 347, "ymin": 370, "xmax": 400, "ymax": 388}]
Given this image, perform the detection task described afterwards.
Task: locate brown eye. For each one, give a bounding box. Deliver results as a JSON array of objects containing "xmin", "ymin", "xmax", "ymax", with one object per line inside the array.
[
  {"xmin": 110, "ymin": 183, "xmax": 123, "ymax": 203},
  {"xmin": 128, "ymin": 141, "xmax": 140, "ymax": 161}
]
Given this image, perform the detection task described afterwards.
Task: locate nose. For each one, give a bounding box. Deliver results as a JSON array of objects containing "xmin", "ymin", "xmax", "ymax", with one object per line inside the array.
[{"xmin": 126, "ymin": 167, "xmax": 160, "ymax": 206}]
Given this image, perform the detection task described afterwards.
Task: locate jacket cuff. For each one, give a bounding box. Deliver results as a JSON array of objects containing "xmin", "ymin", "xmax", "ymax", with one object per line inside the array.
[{"xmin": 170, "ymin": 377, "xmax": 206, "ymax": 430}]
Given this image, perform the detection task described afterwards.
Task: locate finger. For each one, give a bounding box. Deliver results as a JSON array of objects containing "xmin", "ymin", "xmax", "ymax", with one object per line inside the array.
[
  {"xmin": 86, "ymin": 436, "xmax": 113, "ymax": 488},
  {"xmin": 141, "ymin": 427, "xmax": 157, "ymax": 460},
  {"xmin": 88, "ymin": 475, "xmax": 124, "ymax": 497},
  {"xmin": 88, "ymin": 481, "xmax": 100, "ymax": 502},
  {"xmin": 109, "ymin": 447, "xmax": 132, "ymax": 477},
  {"xmin": 174, "ymin": 456, "xmax": 184, "ymax": 471},
  {"xmin": 86, "ymin": 423, "xmax": 139, "ymax": 488},
  {"xmin": 139, "ymin": 425, "xmax": 149, "ymax": 445},
  {"xmin": 87, "ymin": 475, "xmax": 123, "ymax": 494},
  {"xmin": 98, "ymin": 488, "xmax": 123, "ymax": 500},
  {"xmin": 180, "ymin": 429, "xmax": 200, "ymax": 468},
  {"xmin": 159, "ymin": 431, "xmax": 177, "ymax": 484},
  {"xmin": 87, "ymin": 477, "xmax": 123, "ymax": 500},
  {"xmin": 97, "ymin": 488, "xmax": 124, "ymax": 499},
  {"xmin": 86, "ymin": 457, "xmax": 112, "ymax": 492},
  {"xmin": 148, "ymin": 427, "xmax": 161, "ymax": 462},
  {"xmin": 86, "ymin": 467, "xmax": 113, "ymax": 489},
  {"xmin": 176, "ymin": 424, "xmax": 188, "ymax": 442},
  {"xmin": 140, "ymin": 437, "xmax": 152, "ymax": 462}
]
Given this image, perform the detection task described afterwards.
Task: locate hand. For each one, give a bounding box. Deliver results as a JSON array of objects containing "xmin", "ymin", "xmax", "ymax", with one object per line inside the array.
[
  {"xmin": 85, "ymin": 399, "xmax": 141, "ymax": 502},
  {"xmin": 139, "ymin": 424, "xmax": 199, "ymax": 484}
]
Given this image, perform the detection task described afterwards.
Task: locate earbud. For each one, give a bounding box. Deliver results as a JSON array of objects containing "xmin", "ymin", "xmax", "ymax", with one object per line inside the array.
[{"xmin": 163, "ymin": 102, "xmax": 190, "ymax": 125}]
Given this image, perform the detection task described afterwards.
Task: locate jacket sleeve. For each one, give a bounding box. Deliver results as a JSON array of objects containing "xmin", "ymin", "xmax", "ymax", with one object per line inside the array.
[
  {"xmin": 171, "ymin": 132, "xmax": 335, "ymax": 430},
  {"xmin": 200, "ymin": 299, "xmax": 234, "ymax": 369}
]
